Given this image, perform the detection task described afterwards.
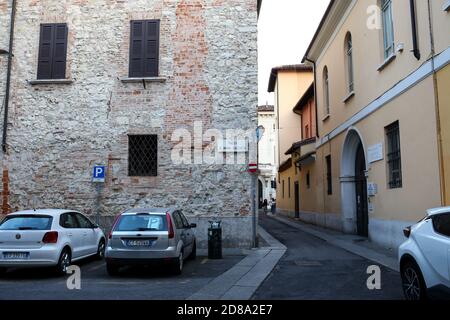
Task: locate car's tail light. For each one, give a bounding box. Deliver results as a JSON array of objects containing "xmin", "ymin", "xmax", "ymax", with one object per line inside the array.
[
  {"xmin": 166, "ymin": 212, "xmax": 174, "ymax": 239},
  {"xmin": 42, "ymin": 231, "xmax": 58, "ymax": 244},
  {"xmin": 403, "ymin": 226, "xmax": 412, "ymax": 238},
  {"xmin": 109, "ymin": 214, "xmax": 122, "ymax": 239}
]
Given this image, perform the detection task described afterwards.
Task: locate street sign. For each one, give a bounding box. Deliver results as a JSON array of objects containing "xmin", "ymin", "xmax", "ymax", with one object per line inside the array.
[
  {"xmin": 92, "ymin": 166, "xmax": 106, "ymax": 183},
  {"xmin": 248, "ymin": 163, "xmax": 258, "ymax": 173}
]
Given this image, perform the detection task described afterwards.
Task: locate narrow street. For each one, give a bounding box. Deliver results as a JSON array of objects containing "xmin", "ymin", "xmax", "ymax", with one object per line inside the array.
[{"xmin": 253, "ymin": 214, "xmax": 403, "ymax": 300}]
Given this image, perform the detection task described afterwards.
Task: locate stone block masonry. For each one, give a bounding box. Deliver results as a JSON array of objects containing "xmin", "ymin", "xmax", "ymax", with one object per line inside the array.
[{"xmin": 0, "ymin": 0, "xmax": 257, "ymax": 249}]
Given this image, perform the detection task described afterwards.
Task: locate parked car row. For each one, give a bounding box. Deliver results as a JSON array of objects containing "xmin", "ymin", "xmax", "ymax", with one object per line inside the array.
[{"xmin": 0, "ymin": 207, "xmax": 197, "ymax": 277}]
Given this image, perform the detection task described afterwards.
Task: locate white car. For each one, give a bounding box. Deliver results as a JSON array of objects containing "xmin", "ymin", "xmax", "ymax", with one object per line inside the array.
[
  {"xmin": 399, "ymin": 207, "xmax": 450, "ymax": 300},
  {"xmin": 0, "ymin": 209, "xmax": 106, "ymax": 275}
]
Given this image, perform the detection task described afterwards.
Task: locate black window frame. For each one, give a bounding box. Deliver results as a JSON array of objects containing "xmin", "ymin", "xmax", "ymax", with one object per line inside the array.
[
  {"xmin": 128, "ymin": 134, "xmax": 158, "ymax": 177},
  {"xmin": 37, "ymin": 23, "xmax": 68, "ymax": 80},
  {"xmin": 326, "ymin": 155, "xmax": 332, "ymax": 195},
  {"xmin": 386, "ymin": 121, "xmax": 402, "ymax": 189},
  {"xmin": 129, "ymin": 19, "xmax": 160, "ymax": 78}
]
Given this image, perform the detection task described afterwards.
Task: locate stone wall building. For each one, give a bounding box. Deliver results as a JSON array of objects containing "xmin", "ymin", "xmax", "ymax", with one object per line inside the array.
[{"xmin": 0, "ymin": 0, "xmax": 258, "ymax": 249}]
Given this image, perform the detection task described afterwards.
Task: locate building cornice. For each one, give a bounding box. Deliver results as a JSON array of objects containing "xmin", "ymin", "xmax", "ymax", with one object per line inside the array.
[{"xmin": 302, "ymin": 0, "xmax": 353, "ymax": 62}]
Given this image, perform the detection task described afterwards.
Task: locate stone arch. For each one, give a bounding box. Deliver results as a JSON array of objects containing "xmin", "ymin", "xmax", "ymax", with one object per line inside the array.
[{"xmin": 340, "ymin": 127, "xmax": 368, "ymax": 234}]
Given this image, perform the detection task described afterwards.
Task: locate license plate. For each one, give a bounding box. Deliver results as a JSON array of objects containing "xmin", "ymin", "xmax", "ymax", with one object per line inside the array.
[
  {"xmin": 126, "ymin": 240, "xmax": 152, "ymax": 247},
  {"xmin": 3, "ymin": 252, "xmax": 29, "ymax": 260}
]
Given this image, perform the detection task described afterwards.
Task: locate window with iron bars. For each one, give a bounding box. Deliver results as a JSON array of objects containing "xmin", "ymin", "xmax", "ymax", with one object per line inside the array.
[
  {"xmin": 128, "ymin": 135, "xmax": 158, "ymax": 177},
  {"xmin": 386, "ymin": 121, "xmax": 402, "ymax": 188}
]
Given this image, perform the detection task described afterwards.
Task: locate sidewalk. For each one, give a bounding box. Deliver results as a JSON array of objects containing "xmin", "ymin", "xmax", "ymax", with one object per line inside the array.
[
  {"xmin": 267, "ymin": 214, "xmax": 399, "ymax": 272},
  {"xmin": 187, "ymin": 226, "xmax": 287, "ymax": 300}
]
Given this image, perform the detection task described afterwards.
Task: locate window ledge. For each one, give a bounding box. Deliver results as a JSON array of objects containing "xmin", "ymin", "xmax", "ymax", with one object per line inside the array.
[
  {"xmin": 343, "ymin": 91, "xmax": 355, "ymax": 103},
  {"xmin": 28, "ymin": 79, "xmax": 73, "ymax": 85},
  {"xmin": 377, "ymin": 54, "xmax": 396, "ymax": 72},
  {"xmin": 120, "ymin": 76, "xmax": 167, "ymax": 83},
  {"xmin": 322, "ymin": 114, "xmax": 330, "ymax": 122},
  {"xmin": 443, "ymin": 0, "xmax": 450, "ymax": 11}
]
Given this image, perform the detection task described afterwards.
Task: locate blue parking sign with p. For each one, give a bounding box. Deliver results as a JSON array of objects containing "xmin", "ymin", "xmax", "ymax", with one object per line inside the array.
[{"xmin": 92, "ymin": 166, "xmax": 106, "ymax": 183}]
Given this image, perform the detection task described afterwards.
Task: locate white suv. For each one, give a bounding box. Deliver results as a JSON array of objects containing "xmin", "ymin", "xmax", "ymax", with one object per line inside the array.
[{"xmin": 399, "ymin": 207, "xmax": 450, "ymax": 300}]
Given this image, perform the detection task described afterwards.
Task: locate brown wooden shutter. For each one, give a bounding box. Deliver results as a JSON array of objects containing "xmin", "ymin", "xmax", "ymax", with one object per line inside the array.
[
  {"xmin": 51, "ymin": 24, "xmax": 68, "ymax": 79},
  {"xmin": 129, "ymin": 20, "xmax": 159, "ymax": 77},
  {"xmin": 37, "ymin": 24, "xmax": 54, "ymax": 79},
  {"xmin": 144, "ymin": 20, "xmax": 159, "ymax": 77},
  {"xmin": 37, "ymin": 23, "xmax": 68, "ymax": 80},
  {"xmin": 129, "ymin": 21, "xmax": 145, "ymax": 77}
]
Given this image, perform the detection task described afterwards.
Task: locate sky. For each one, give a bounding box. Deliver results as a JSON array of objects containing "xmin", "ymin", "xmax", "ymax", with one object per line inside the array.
[{"xmin": 258, "ymin": 0, "xmax": 330, "ymax": 106}]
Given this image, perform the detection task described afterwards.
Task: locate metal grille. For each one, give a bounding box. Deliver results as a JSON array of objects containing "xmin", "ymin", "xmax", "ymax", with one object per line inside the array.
[
  {"xmin": 386, "ymin": 122, "xmax": 402, "ymax": 189},
  {"xmin": 128, "ymin": 135, "xmax": 158, "ymax": 177}
]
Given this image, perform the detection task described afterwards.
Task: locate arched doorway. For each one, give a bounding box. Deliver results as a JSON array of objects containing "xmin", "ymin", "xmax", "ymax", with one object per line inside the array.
[{"xmin": 340, "ymin": 128, "xmax": 369, "ymax": 237}]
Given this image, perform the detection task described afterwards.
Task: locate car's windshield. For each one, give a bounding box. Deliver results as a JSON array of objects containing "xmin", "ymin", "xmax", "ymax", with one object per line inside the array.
[
  {"xmin": 115, "ymin": 214, "xmax": 167, "ymax": 232},
  {"xmin": 0, "ymin": 215, "xmax": 53, "ymax": 230}
]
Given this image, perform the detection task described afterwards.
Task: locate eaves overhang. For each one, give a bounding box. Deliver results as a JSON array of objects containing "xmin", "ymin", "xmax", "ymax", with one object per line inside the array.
[{"xmin": 302, "ymin": 0, "xmax": 353, "ymax": 63}]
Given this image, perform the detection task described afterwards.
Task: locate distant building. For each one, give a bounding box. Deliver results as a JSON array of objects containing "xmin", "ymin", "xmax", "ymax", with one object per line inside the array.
[
  {"xmin": 267, "ymin": 64, "xmax": 313, "ymax": 215},
  {"xmin": 257, "ymin": 104, "xmax": 277, "ymax": 204}
]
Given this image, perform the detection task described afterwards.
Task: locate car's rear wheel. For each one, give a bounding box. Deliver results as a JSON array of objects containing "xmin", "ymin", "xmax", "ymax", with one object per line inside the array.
[
  {"xmin": 401, "ymin": 260, "xmax": 427, "ymax": 301},
  {"xmin": 173, "ymin": 251, "xmax": 183, "ymax": 275},
  {"xmin": 56, "ymin": 248, "xmax": 71, "ymax": 276},
  {"xmin": 96, "ymin": 239, "xmax": 106, "ymax": 260},
  {"xmin": 106, "ymin": 263, "xmax": 120, "ymax": 276},
  {"xmin": 188, "ymin": 242, "xmax": 196, "ymax": 260}
]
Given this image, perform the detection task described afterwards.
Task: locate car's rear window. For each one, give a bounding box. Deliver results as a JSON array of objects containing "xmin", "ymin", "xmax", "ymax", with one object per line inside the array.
[
  {"xmin": 0, "ymin": 215, "xmax": 53, "ymax": 231},
  {"xmin": 115, "ymin": 214, "xmax": 167, "ymax": 232}
]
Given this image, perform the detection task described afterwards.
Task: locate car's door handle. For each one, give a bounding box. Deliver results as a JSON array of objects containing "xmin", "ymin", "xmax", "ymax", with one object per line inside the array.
[{"xmin": 68, "ymin": 233, "xmax": 73, "ymax": 237}]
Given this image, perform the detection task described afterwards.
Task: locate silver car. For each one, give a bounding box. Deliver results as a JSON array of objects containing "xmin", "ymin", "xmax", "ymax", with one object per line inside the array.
[
  {"xmin": 0, "ymin": 209, "xmax": 106, "ymax": 276},
  {"xmin": 105, "ymin": 208, "xmax": 197, "ymax": 276}
]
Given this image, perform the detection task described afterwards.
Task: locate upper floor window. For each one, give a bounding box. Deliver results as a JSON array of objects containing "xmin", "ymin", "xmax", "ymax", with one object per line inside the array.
[
  {"xmin": 345, "ymin": 32, "xmax": 354, "ymax": 93},
  {"xmin": 129, "ymin": 20, "xmax": 160, "ymax": 78},
  {"xmin": 37, "ymin": 23, "xmax": 68, "ymax": 80},
  {"xmin": 323, "ymin": 66, "xmax": 330, "ymax": 117},
  {"xmin": 385, "ymin": 121, "xmax": 402, "ymax": 189},
  {"xmin": 381, "ymin": 0, "xmax": 395, "ymax": 59}
]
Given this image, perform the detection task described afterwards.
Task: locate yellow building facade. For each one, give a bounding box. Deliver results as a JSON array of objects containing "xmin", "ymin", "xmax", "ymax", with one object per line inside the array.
[{"xmin": 298, "ymin": 0, "xmax": 450, "ymax": 250}]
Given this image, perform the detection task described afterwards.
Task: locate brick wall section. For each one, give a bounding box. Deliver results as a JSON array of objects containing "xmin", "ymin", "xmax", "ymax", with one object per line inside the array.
[{"xmin": 0, "ymin": 0, "xmax": 257, "ymax": 247}]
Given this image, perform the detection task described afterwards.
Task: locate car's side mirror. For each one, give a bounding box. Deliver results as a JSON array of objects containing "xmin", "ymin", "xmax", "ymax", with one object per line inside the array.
[
  {"xmin": 93, "ymin": 224, "xmax": 100, "ymax": 229},
  {"xmin": 190, "ymin": 223, "xmax": 197, "ymax": 229}
]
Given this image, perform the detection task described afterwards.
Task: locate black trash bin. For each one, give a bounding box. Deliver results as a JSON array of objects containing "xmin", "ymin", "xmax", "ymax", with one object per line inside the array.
[{"xmin": 208, "ymin": 220, "xmax": 222, "ymax": 259}]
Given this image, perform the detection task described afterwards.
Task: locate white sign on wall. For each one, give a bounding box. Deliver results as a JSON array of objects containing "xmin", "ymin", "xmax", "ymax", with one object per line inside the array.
[
  {"xmin": 217, "ymin": 139, "xmax": 248, "ymax": 153},
  {"xmin": 367, "ymin": 143, "xmax": 384, "ymax": 163},
  {"xmin": 367, "ymin": 183, "xmax": 378, "ymax": 197}
]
